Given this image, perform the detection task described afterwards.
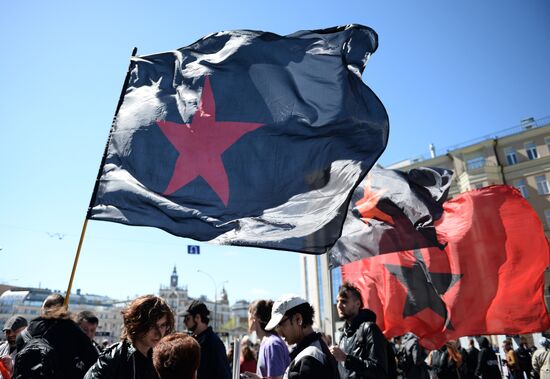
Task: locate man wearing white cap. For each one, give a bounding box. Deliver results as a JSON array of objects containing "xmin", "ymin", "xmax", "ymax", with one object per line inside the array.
[{"xmin": 265, "ymin": 294, "xmax": 339, "ymax": 379}]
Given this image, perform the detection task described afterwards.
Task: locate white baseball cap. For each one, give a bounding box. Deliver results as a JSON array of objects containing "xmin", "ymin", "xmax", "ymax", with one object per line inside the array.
[{"xmin": 265, "ymin": 294, "xmax": 307, "ymax": 331}]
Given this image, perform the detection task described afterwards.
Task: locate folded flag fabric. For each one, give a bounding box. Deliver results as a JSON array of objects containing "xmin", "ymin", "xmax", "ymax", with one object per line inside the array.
[
  {"xmin": 330, "ymin": 165, "xmax": 453, "ymax": 267},
  {"xmin": 88, "ymin": 25, "xmax": 389, "ymax": 253},
  {"xmin": 341, "ymin": 185, "xmax": 550, "ymax": 349}
]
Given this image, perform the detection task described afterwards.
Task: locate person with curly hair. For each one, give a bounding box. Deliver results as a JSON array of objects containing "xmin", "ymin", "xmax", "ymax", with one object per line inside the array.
[{"xmin": 85, "ymin": 294, "xmax": 175, "ymax": 379}]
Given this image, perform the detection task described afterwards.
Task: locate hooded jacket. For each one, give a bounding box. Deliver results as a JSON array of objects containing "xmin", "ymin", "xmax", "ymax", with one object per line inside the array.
[{"xmin": 337, "ymin": 309, "xmax": 388, "ymax": 379}]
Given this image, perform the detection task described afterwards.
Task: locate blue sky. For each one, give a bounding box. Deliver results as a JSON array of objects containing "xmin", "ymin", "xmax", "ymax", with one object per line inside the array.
[{"xmin": 1, "ymin": 0, "xmax": 549, "ymax": 304}]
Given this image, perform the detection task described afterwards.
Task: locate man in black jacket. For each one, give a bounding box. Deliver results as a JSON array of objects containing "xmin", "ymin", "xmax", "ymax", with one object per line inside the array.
[
  {"xmin": 329, "ymin": 282, "xmax": 389, "ymax": 379},
  {"xmin": 183, "ymin": 300, "xmax": 231, "ymax": 379},
  {"xmin": 265, "ymin": 294, "xmax": 339, "ymax": 379}
]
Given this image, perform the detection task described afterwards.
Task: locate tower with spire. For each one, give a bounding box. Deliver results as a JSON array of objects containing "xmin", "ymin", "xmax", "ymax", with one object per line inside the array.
[{"xmin": 170, "ymin": 265, "xmax": 178, "ymax": 288}]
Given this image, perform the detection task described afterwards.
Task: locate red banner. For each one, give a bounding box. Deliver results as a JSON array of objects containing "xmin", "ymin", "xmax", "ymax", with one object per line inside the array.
[{"xmin": 342, "ymin": 185, "xmax": 550, "ymax": 349}]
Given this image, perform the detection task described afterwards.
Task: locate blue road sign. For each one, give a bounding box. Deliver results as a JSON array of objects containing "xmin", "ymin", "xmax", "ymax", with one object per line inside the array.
[{"xmin": 188, "ymin": 245, "xmax": 200, "ymax": 255}]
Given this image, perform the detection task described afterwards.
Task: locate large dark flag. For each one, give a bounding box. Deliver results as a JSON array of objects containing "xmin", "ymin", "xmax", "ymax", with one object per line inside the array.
[
  {"xmin": 88, "ymin": 25, "xmax": 388, "ymax": 253},
  {"xmin": 330, "ymin": 166, "xmax": 453, "ymax": 267},
  {"xmin": 341, "ymin": 185, "xmax": 550, "ymax": 349}
]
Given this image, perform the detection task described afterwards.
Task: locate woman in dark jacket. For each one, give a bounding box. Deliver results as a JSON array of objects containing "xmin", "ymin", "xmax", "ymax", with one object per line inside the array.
[
  {"xmin": 84, "ymin": 295, "xmax": 175, "ymax": 379},
  {"xmin": 475, "ymin": 337, "xmax": 502, "ymax": 379}
]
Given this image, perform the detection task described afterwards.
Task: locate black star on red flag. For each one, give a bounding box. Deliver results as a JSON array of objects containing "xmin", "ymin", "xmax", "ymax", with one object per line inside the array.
[
  {"xmin": 342, "ymin": 186, "xmax": 550, "ymax": 349},
  {"xmin": 384, "ymin": 250, "xmax": 462, "ymax": 328}
]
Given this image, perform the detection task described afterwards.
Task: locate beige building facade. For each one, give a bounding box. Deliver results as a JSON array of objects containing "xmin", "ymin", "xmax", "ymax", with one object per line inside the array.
[{"xmin": 389, "ymin": 117, "xmax": 550, "ymax": 238}]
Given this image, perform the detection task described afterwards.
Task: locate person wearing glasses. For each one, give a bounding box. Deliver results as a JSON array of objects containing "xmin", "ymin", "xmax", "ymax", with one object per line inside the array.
[
  {"xmin": 262, "ymin": 294, "xmax": 339, "ymax": 379},
  {"xmin": 84, "ymin": 294, "xmax": 175, "ymax": 379},
  {"xmin": 183, "ymin": 300, "xmax": 231, "ymax": 379}
]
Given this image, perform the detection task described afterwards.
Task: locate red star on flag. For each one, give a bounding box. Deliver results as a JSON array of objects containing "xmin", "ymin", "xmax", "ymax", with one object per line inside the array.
[{"xmin": 157, "ymin": 77, "xmax": 264, "ymax": 206}]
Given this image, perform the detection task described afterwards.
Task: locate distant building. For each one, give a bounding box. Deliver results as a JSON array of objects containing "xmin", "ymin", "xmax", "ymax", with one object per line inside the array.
[
  {"xmin": 158, "ymin": 266, "xmax": 191, "ymax": 331},
  {"xmin": 388, "ymin": 116, "xmax": 550, "ymax": 239},
  {"xmin": 0, "ymin": 287, "xmax": 123, "ymax": 344},
  {"xmin": 158, "ymin": 266, "xmax": 231, "ymax": 334},
  {"xmin": 1, "ymin": 267, "xmax": 253, "ymax": 344}
]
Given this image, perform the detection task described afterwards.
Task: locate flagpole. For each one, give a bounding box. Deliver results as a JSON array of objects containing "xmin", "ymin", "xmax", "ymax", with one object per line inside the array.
[{"xmin": 63, "ymin": 47, "xmax": 138, "ymax": 307}]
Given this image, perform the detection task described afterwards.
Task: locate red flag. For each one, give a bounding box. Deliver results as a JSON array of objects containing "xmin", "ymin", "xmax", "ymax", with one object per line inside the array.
[{"xmin": 341, "ymin": 185, "xmax": 550, "ymax": 349}]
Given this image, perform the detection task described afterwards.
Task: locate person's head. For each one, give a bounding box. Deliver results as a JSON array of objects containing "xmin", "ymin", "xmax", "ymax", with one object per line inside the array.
[
  {"xmin": 336, "ymin": 282, "xmax": 363, "ymax": 321},
  {"xmin": 241, "ymin": 344, "xmax": 255, "ymax": 362},
  {"xmin": 77, "ymin": 310, "xmax": 99, "ymax": 340},
  {"xmin": 183, "ymin": 301, "xmax": 210, "ymax": 333},
  {"xmin": 265, "ymin": 294, "xmax": 314, "ymax": 345},
  {"xmin": 502, "ymin": 340, "xmax": 512, "ymax": 351},
  {"xmin": 153, "ymin": 333, "xmax": 201, "ymax": 379},
  {"xmin": 3, "ymin": 315, "xmax": 28, "ymax": 347},
  {"xmin": 519, "ymin": 336, "xmax": 528, "ymax": 347},
  {"xmin": 248, "ymin": 299, "xmax": 274, "ymax": 335},
  {"xmin": 478, "ymin": 337, "xmax": 490, "ymax": 349},
  {"xmin": 539, "ymin": 338, "xmax": 550, "ymax": 350},
  {"xmin": 121, "ymin": 295, "xmax": 175, "ymax": 354},
  {"xmin": 41, "ymin": 294, "xmax": 70, "ymax": 319},
  {"xmin": 468, "ymin": 339, "xmax": 476, "ymax": 348}
]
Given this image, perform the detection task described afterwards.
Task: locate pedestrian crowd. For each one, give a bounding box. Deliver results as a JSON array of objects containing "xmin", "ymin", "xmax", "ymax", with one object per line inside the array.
[{"xmin": 0, "ymin": 283, "xmax": 548, "ymax": 379}]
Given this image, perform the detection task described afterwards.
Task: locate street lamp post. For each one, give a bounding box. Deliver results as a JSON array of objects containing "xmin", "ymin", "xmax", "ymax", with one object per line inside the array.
[{"xmin": 197, "ymin": 269, "xmax": 217, "ymax": 331}]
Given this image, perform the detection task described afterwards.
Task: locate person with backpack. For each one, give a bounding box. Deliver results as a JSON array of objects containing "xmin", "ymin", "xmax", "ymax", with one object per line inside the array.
[
  {"xmin": 329, "ymin": 282, "xmax": 390, "ymax": 379},
  {"xmin": 397, "ymin": 333, "xmax": 429, "ymax": 379},
  {"xmin": 84, "ymin": 294, "xmax": 175, "ymax": 379},
  {"xmin": 13, "ymin": 294, "xmax": 98, "ymax": 379}
]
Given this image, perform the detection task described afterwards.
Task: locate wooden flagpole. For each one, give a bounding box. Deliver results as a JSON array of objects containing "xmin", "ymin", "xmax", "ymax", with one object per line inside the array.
[{"xmin": 64, "ymin": 47, "xmax": 138, "ymax": 307}]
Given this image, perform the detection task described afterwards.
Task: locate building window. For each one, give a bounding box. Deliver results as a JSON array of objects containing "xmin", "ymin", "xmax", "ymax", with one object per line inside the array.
[
  {"xmin": 536, "ymin": 175, "xmax": 550, "ymax": 195},
  {"xmin": 525, "ymin": 142, "xmax": 539, "ymax": 160},
  {"xmin": 514, "ymin": 179, "xmax": 529, "ymax": 198},
  {"xmin": 466, "ymin": 156, "xmax": 485, "ymax": 171},
  {"xmin": 546, "ymin": 137, "xmax": 550, "ymax": 153},
  {"xmin": 504, "ymin": 147, "xmax": 518, "ymax": 165},
  {"xmin": 545, "ymin": 210, "xmax": 550, "ymax": 227}
]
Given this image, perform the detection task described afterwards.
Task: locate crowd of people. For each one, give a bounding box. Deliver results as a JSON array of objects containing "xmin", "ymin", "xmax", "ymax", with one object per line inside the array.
[{"xmin": 0, "ymin": 283, "xmax": 548, "ymax": 379}]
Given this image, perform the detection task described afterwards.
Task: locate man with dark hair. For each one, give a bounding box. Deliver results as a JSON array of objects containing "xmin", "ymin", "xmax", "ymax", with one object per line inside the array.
[
  {"xmin": 153, "ymin": 333, "xmax": 201, "ymax": 379},
  {"xmin": 329, "ymin": 282, "xmax": 390, "ymax": 379},
  {"xmin": 265, "ymin": 294, "xmax": 339, "ymax": 379},
  {"xmin": 0, "ymin": 316, "xmax": 28, "ymax": 358},
  {"xmin": 77, "ymin": 310, "xmax": 102, "ymax": 353},
  {"xmin": 0, "ymin": 315, "xmax": 28, "ymax": 375},
  {"xmin": 183, "ymin": 300, "xmax": 230, "ymax": 379}
]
